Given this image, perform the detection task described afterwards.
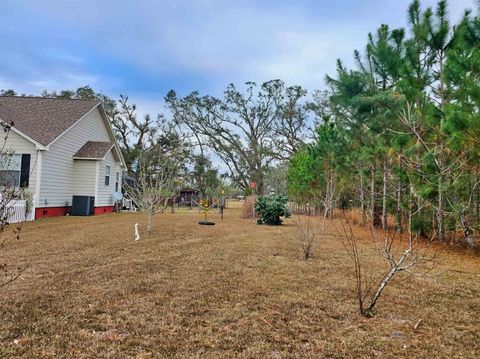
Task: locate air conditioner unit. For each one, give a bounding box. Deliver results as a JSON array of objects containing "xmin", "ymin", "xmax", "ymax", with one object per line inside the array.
[{"xmin": 71, "ymin": 196, "xmax": 95, "ymax": 216}]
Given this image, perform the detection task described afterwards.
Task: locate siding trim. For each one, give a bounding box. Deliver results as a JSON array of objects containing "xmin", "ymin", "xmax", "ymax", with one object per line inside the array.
[
  {"xmin": 94, "ymin": 161, "xmax": 100, "ymax": 203},
  {"xmin": 72, "ymin": 157, "xmax": 101, "ymax": 161},
  {"xmin": 35, "ymin": 151, "xmax": 43, "ymax": 207}
]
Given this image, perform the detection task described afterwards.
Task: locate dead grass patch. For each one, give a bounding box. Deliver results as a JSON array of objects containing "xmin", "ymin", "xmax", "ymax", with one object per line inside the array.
[{"xmin": 0, "ymin": 209, "xmax": 478, "ymax": 358}]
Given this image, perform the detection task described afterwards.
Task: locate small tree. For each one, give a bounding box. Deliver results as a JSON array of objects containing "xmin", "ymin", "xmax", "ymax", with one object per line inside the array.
[
  {"xmin": 0, "ymin": 123, "xmax": 32, "ymax": 288},
  {"xmin": 126, "ymin": 155, "xmax": 176, "ymax": 235},
  {"xmin": 293, "ymin": 215, "xmax": 319, "ymax": 260},
  {"xmin": 255, "ymin": 195, "xmax": 291, "ymax": 225},
  {"xmin": 339, "ymin": 215, "xmax": 434, "ymax": 317}
]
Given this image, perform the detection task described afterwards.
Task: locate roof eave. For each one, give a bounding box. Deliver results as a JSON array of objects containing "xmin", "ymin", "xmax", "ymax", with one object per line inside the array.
[
  {"xmin": 0, "ymin": 119, "xmax": 48, "ymax": 150},
  {"xmin": 73, "ymin": 157, "xmax": 102, "ymax": 161}
]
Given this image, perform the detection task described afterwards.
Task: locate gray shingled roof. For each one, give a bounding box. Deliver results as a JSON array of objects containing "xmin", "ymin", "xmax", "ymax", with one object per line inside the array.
[
  {"xmin": 0, "ymin": 96, "xmax": 100, "ymax": 146},
  {"xmin": 73, "ymin": 141, "xmax": 114, "ymax": 159}
]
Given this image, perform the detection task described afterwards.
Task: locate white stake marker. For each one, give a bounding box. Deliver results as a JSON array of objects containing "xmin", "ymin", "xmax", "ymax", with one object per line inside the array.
[{"xmin": 134, "ymin": 223, "xmax": 140, "ymax": 241}]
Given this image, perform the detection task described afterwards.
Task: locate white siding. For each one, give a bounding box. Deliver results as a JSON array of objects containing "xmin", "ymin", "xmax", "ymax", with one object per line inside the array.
[
  {"xmin": 39, "ymin": 107, "xmax": 121, "ymax": 207},
  {"xmin": 97, "ymin": 151, "xmax": 119, "ymax": 206},
  {"xmin": 73, "ymin": 160, "xmax": 96, "ymax": 196},
  {"xmin": 2, "ymin": 130, "xmax": 39, "ymax": 199}
]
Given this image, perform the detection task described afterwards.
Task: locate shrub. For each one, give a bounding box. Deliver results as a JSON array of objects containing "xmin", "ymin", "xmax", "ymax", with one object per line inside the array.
[{"xmin": 255, "ymin": 195, "xmax": 291, "ymax": 225}]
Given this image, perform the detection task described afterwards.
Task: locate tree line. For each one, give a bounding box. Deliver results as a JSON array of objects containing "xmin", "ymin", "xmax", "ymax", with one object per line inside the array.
[{"xmin": 288, "ymin": 0, "xmax": 480, "ymax": 246}]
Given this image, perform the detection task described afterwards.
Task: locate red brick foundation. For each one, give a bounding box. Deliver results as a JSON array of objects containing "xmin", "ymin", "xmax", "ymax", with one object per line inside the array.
[
  {"xmin": 94, "ymin": 206, "xmax": 114, "ymax": 215},
  {"xmin": 35, "ymin": 207, "xmax": 71, "ymax": 219},
  {"xmin": 35, "ymin": 206, "xmax": 115, "ymax": 219}
]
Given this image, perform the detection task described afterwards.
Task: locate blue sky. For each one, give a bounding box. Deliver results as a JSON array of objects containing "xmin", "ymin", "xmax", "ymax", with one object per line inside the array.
[{"xmin": 0, "ymin": 0, "xmax": 475, "ymax": 116}]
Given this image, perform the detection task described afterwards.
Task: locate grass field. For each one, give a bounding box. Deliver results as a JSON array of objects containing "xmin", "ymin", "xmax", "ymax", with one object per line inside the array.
[{"xmin": 0, "ymin": 209, "xmax": 479, "ymax": 358}]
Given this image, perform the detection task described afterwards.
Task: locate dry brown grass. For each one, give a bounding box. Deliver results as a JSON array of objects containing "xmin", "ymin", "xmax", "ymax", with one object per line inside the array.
[
  {"xmin": 241, "ymin": 196, "xmax": 256, "ymax": 219},
  {"xmin": 335, "ymin": 208, "xmax": 365, "ymax": 226},
  {"xmin": 0, "ymin": 210, "xmax": 479, "ymax": 358}
]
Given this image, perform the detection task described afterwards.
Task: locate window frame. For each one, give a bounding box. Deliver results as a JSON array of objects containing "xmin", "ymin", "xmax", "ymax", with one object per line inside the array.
[
  {"xmin": 0, "ymin": 153, "xmax": 22, "ymax": 187},
  {"xmin": 115, "ymin": 171, "xmax": 120, "ymax": 192},
  {"xmin": 104, "ymin": 165, "xmax": 111, "ymax": 186}
]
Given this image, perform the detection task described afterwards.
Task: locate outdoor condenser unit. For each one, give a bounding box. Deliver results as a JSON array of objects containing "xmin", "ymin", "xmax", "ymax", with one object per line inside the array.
[{"xmin": 71, "ymin": 196, "xmax": 95, "ymax": 216}]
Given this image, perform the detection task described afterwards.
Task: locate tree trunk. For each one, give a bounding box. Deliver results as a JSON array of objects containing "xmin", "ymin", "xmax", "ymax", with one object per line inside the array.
[
  {"xmin": 381, "ymin": 159, "xmax": 388, "ymax": 230},
  {"xmin": 396, "ymin": 178, "xmax": 402, "ymax": 233},
  {"xmin": 147, "ymin": 211, "xmax": 153, "ymax": 234},
  {"xmin": 256, "ymin": 170, "xmax": 265, "ymax": 196},
  {"xmin": 364, "ymin": 245, "xmax": 412, "ymax": 315},
  {"xmin": 330, "ymin": 171, "xmax": 335, "ymax": 219},
  {"xmin": 323, "ymin": 170, "xmax": 335, "ymax": 220},
  {"xmin": 476, "ymin": 172, "xmax": 480, "ymax": 223},
  {"xmin": 360, "ymin": 170, "xmax": 366, "ymax": 227},
  {"xmin": 370, "ymin": 165, "xmax": 381, "ymax": 227},
  {"xmin": 437, "ymin": 50, "xmax": 446, "ymax": 243},
  {"xmin": 460, "ymin": 211, "xmax": 475, "ymax": 248},
  {"xmin": 323, "ymin": 189, "xmax": 329, "ymax": 221},
  {"xmin": 324, "ymin": 172, "xmax": 330, "ymax": 220},
  {"xmin": 371, "ymin": 165, "xmax": 375, "ymax": 222},
  {"xmin": 437, "ymin": 176, "xmax": 445, "ymax": 242},
  {"xmin": 364, "ymin": 264, "xmax": 397, "ymax": 315}
]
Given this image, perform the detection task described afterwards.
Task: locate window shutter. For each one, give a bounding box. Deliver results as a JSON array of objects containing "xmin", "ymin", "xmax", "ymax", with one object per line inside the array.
[{"xmin": 20, "ymin": 154, "xmax": 31, "ymax": 188}]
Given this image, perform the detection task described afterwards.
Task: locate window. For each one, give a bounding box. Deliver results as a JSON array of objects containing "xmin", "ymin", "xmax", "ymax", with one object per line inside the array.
[
  {"xmin": 115, "ymin": 172, "xmax": 120, "ymax": 192},
  {"xmin": 0, "ymin": 153, "xmax": 21, "ymax": 187},
  {"xmin": 105, "ymin": 165, "xmax": 111, "ymax": 186}
]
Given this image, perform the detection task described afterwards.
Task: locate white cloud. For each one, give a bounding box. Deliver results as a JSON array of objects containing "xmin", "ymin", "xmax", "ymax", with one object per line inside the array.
[{"xmin": 2, "ymin": 0, "xmax": 477, "ymax": 99}]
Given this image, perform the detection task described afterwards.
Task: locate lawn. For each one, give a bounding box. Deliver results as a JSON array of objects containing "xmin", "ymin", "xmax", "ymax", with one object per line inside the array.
[{"xmin": 0, "ymin": 209, "xmax": 479, "ymax": 358}]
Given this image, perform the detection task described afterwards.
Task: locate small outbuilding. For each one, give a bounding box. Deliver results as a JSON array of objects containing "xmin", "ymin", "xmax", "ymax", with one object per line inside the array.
[{"xmin": 177, "ymin": 188, "xmax": 199, "ymax": 207}]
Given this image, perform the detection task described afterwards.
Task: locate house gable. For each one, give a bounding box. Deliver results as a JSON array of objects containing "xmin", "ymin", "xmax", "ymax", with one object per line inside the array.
[
  {"xmin": 50, "ymin": 104, "xmax": 126, "ymax": 168},
  {"xmin": 39, "ymin": 107, "xmax": 121, "ymax": 207}
]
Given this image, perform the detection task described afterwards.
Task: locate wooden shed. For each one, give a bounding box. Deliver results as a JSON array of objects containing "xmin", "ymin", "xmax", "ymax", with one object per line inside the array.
[{"xmin": 177, "ymin": 188, "xmax": 199, "ymax": 207}]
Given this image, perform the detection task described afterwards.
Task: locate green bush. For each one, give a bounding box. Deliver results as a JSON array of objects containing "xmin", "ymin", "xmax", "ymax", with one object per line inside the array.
[{"xmin": 255, "ymin": 195, "xmax": 291, "ymax": 225}]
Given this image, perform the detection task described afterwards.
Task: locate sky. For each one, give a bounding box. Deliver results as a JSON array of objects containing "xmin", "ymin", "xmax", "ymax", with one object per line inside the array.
[{"xmin": 0, "ymin": 0, "xmax": 476, "ymax": 117}]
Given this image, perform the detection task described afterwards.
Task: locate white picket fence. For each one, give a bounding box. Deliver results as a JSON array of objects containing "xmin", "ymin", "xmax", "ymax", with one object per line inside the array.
[{"xmin": 3, "ymin": 198, "xmax": 35, "ymax": 223}]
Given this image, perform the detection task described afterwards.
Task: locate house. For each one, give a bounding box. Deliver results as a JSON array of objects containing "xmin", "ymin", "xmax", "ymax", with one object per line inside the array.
[{"xmin": 0, "ymin": 96, "xmax": 126, "ymax": 219}]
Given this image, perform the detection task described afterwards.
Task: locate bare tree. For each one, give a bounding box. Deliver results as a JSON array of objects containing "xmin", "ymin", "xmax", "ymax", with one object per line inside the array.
[
  {"xmin": 272, "ymin": 85, "xmax": 309, "ymax": 159},
  {"xmin": 293, "ymin": 215, "xmax": 319, "ymax": 260},
  {"xmin": 0, "ymin": 123, "xmax": 32, "ymax": 288},
  {"xmin": 339, "ymin": 199, "xmax": 434, "ymax": 317},
  {"xmin": 166, "ymin": 80, "xmax": 307, "ymax": 194},
  {"xmin": 125, "ymin": 154, "xmax": 177, "ymax": 235},
  {"xmin": 108, "ymin": 95, "xmax": 158, "ymax": 171}
]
